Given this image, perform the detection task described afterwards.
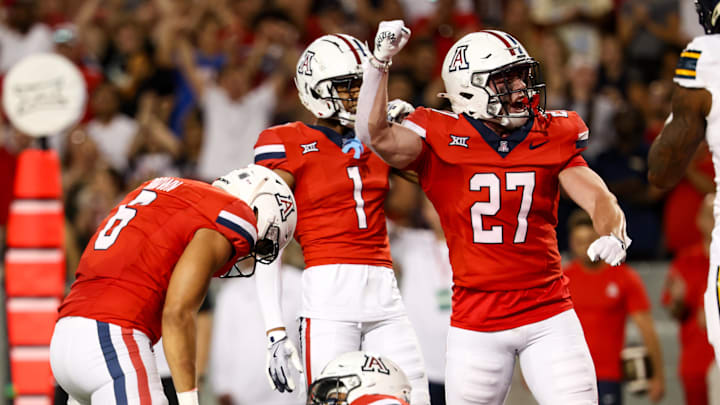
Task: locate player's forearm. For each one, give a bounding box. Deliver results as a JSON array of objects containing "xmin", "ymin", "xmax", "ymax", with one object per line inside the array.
[
  {"xmin": 356, "ymin": 62, "xmax": 420, "ymax": 168},
  {"xmin": 255, "ymin": 258, "xmax": 285, "ymax": 332},
  {"xmin": 633, "ymin": 312, "xmax": 665, "ymax": 379},
  {"xmin": 162, "ymin": 309, "xmax": 198, "ymax": 392},
  {"xmin": 589, "ymin": 191, "xmax": 626, "ymax": 242},
  {"xmin": 648, "ymin": 120, "xmax": 694, "ymax": 189}
]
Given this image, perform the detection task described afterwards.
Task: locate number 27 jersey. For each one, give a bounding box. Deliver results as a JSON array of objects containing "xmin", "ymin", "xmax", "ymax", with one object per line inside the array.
[
  {"xmin": 403, "ymin": 107, "xmax": 589, "ymax": 291},
  {"xmin": 254, "ymin": 122, "xmax": 392, "ymax": 268}
]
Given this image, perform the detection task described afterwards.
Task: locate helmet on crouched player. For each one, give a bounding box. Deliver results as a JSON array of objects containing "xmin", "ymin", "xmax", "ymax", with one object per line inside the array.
[
  {"xmin": 212, "ymin": 164, "xmax": 297, "ymax": 276},
  {"xmin": 307, "ymin": 351, "xmax": 411, "ymax": 405}
]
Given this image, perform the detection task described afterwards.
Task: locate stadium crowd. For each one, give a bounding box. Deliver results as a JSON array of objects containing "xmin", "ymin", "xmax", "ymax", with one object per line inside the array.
[{"xmin": 0, "ymin": 0, "xmax": 717, "ymax": 404}]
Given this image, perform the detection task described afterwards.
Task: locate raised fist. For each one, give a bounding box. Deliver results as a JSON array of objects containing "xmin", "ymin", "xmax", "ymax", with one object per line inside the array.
[{"xmin": 373, "ymin": 20, "xmax": 411, "ymax": 63}]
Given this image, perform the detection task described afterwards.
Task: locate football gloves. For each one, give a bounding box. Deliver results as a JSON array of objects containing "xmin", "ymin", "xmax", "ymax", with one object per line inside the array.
[
  {"xmin": 266, "ymin": 329, "xmax": 303, "ymax": 393},
  {"xmin": 587, "ymin": 233, "xmax": 630, "ymax": 267},
  {"xmin": 387, "ymin": 99, "xmax": 415, "ymax": 123},
  {"xmin": 372, "ymin": 20, "xmax": 411, "ymax": 67}
]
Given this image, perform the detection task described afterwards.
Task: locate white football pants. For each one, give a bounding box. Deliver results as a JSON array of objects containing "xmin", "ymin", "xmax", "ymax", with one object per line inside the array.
[
  {"xmin": 299, "ymin": 315, "xmax": 430, "ymax": 405},
  {"xmin": 446, "ymin": 309, "xmax": 598, "ymax": 405},
  {"xmin": 50, "ymin": 316, "xmax": 167, "ymax": 404}
]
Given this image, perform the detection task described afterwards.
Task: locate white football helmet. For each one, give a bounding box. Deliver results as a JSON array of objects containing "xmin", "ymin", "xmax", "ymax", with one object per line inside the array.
[
  {"xmin": 440, "ymin": 30, "xmax": 545, "ymax": 128},
  {"xmin": 295, "ymin": 34, "xmax": 369, "ymax": 127},
  {"xmin": 307, "ymin": 351, "xmax": 411, "ymax": 405},
  {"xmin": 212, "ymin": 164, "xmax": 297, "ymax": 277}
]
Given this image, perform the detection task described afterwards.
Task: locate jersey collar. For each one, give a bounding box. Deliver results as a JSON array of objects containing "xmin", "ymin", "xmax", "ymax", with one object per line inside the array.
[
  {"xmin": 463, "ymin": 113, "xmax": 534, "ymax": 158},
  {"xmin": 308, "ymin": 124, "xmax": 356, "ymax": 149}
]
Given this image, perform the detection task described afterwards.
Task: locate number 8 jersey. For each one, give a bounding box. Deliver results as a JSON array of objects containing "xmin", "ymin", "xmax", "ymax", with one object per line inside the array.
[
  {"xmin": 58, "ymin": 178, "xmax": 257, "ymax": 344},
  {"xmin": 254, "ymin": 122, "xmax": 392, "ymax": 268},
  {"xmin": 402, "ymin": 107, "xmax": 589, "ymax": 329}
]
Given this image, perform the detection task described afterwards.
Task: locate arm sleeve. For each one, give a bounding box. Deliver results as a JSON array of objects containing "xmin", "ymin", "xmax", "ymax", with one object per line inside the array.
[
  {"xmin": 254, "ymin": 254, "xmax": 285, "ymax": 332},
  {"xmin": 400, "ymin": 108, "xmax": 432, "ymax": 173}
]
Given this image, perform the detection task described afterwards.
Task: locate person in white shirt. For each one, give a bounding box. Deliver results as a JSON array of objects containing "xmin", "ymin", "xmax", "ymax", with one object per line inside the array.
[{"xmin": 176, "ymin": 26, "xmax": 298, "ymax": 181}]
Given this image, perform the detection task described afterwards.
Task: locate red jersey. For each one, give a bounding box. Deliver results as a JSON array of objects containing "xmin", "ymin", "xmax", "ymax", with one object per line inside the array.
[
  {"xmin": 351, "ymin": 394, "xmax": 409, "ymax": 405},
  {"xmin": 661, "ymin": 244, "xmax": 715, "ymax": 377},
  {"xmin": 564, "ymin": 261, "xmax": 650, "ymax": 380},
  {"xmin": 403, "ymin": 108, "xmax": 588, "ymax": 330},
  {"xmin": 254, "ymin": 122, "xmax": 392, "ymax": 268},
  {"xmin": 58, "ymin": 177, "xmax": 257, "ymax": 343}
]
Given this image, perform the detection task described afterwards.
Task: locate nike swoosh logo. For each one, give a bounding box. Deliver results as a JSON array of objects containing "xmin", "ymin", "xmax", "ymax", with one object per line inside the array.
[{"xmin": 528, "ymin": 140, "xmax": 549, "ymax": 150}]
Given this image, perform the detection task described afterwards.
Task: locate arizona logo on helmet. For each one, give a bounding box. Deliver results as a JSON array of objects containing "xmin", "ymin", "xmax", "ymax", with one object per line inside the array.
[
  {"xmin": 448, "ymin": 45, "xmax": 469, "ymax": 72},
  {"xmin": 361, "ymin": 355, "xmax": 390, "ymax": 375},
  {"xmin": 298, "ymin": 51, "xmax": 315, "ymax": 76},
  {"xmin": 275, "ymin": 193, "xmax": 295, "ymax": 222}
]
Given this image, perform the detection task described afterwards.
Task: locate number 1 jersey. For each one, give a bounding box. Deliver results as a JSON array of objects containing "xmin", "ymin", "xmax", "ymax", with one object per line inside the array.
[
  {"xmin": 254, "ymin": 122, "xmax": 392, "ymax": 268},
  {"xmin": 58, "ymin": 178, "xmax": 258, "ymax": 344}
]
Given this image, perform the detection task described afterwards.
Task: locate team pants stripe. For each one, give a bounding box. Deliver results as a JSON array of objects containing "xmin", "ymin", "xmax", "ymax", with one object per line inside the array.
[
  {"xmin": 716, "ymin": 266, "xmax": 719, "ymax": 317},
  {"xmin": 121, "ymin": 327, "xmax": 151, "ymax": 405},
  {"xmin": 97, "ymin": 321, "xmax": 128, "ymax": 405},
  {"xmin": 304, "ymin": 318, "xmax": 312, "ymax": 386}
]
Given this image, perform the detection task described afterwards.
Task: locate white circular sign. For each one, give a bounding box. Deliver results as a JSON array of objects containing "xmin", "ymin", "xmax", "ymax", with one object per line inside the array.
[{"xmin": 2, "ymin": 53, "xmax": 87, "ymax": 137}]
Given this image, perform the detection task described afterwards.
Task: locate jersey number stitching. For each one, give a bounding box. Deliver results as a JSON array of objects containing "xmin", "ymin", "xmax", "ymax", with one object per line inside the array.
[
  {"xmin": 94, "ymin": 190, "xmax": 158, "ymax": 250},
  {"xmin": 346, "ymin": 166, "xmax": 368, "ymax": 229},
  {"xmin": 470, "ymin": 171, "xmax": 535, "ymax": 244}
]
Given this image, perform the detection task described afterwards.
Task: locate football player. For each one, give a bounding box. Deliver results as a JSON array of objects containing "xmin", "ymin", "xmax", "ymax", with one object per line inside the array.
[
  {"xmin": 356, "ymin": 21, "xmax": 631, "ymax": 404},
  {"xmin": 307, "ymin": 351, "xmax": 411, "ymax": 405},
  {"xmin": 50, "ymin": 165, "xmax": 296, "ymax": 405},
  {"xmin": 253, "ymin": 34, "xmax": 429, "ymax": 404},
  {"xmin": 648, "ymin": 0, "xmax": 720, "ymax": 369}
]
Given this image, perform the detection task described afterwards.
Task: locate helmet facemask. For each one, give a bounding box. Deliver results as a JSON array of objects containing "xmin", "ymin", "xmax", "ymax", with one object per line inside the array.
[
  {"xmin": 307, "ymin": 375, "xmax": 362, "ymax": 405},
  {"xmin": 473, "ymin": 61, "xmax": 545, "ymax": 129},
  {"xmin": 314, "ymin": 74, "xmax": 363, "ymax": 127}
]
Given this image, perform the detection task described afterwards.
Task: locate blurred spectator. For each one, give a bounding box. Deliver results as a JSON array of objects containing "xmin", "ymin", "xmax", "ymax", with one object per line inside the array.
[
  {"xmin": 52, "ymin": 23, "xmax": 104, "ymax": 123},
  {"xmin": 391, "ymin": 196, "xmax": 453, "ymax": 405},
  {"xmin": 102, "ymin": 17, "xmax": 154, "ymax": 115},
  {"xmin": 618, "ymin": 0, "xmax": 682, "ymax": 83},
  {"xmin": 0, "ymin": 0, "xmax": 53, "ymax": 73},
  {"xmin": 564, "ymin": 209, "xmax": 665, "ymax": 405},
  {"xmin": 596, "ymin": 34, "xmax": 629, "ymax": 105},
  {"xmin": 663, "ymin": 193, "xmax": 716, "ymax": 405},
  {"xmin": 591, "ymin": 106, "xmax": 663, "ymax": 258},
  {"xmin": 85, "ymin": 82, "xmax": 139, "ymax": 173},
  {"xmin": 177, "ymin": 16, "xmax": 298, "ymax": 181},
  {"xmin": 529, "ymin": 0, "xmax": 613, "ymax": 64},
  {"xmin": 535, "ymin": 30, "xmax": 569, "ymax": 110},
  {"xmin": 126, "ymin": 90, "xmax": 183, "ymax": 187},
  {"xmin": 209, "ymin": 243, "xmax": 305, "ymax": 405},
  {"xmin": 662, "ymin": 144, "xmax": 715, "ymax": 256},
  {"xmin": 565, "ymin": 54, "xmax": 618, "ymax": 163},
  {"xmin": 410, "ymin": 0, "xmax": 481, "ymax": 77}
]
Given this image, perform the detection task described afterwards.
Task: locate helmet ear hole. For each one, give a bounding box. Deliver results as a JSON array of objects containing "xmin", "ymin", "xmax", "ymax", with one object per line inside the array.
[{"xmin": 460, "ymin": 92, "xmax": 474, "ymax": 100}]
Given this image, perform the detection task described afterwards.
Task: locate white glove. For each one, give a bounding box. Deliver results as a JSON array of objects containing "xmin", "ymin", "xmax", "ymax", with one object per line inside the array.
[
  {"xmin": 373, "ymin": 20, "xmax": 411, "ymax": 63},
  {"xmin": 387, "ymin": 99, "xmax": 415, "ymax": 123},
  {"xmin": 266, "ymin": 329, "xmax": 303, "ymax": 393},
  {"xmin": 587, "ymin": 234, "xmax": 630, "ymax": 267}
]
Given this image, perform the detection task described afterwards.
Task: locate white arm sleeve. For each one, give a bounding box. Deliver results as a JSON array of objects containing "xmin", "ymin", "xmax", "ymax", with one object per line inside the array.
[
  {"xmin": 355, "ymin": 60, "xmax": 386, "ymax": 147},
  {"xmin": 254, "ymin": 254, "xmax": 285, "ymax": 332}
]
